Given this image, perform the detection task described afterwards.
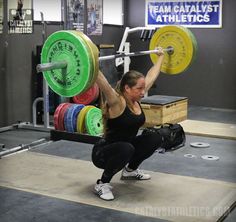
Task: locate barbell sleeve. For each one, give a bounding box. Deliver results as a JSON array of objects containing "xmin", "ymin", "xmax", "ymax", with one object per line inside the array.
[
  {"xmin": 36, "ymin": 61, "xmax": 68, "ymax": 73},
  {"xmin": 98, "ymin": 47, "xmax": 174, "ymax": 61}
]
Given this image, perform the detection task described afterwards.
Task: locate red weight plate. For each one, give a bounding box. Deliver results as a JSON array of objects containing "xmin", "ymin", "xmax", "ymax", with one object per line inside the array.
[
  {"xmin": 58, "ymin": 103, "xmax": 73, "ymax": 131},
  {"xmin": 54, "ymin": 103, "xmax": 69, "ymax": 130},
  {"xmin": 72, "ymin": 83, "xmax": 99, "ymax": 105}
]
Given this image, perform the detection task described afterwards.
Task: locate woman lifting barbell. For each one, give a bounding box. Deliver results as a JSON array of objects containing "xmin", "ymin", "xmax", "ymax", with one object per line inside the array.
[
  {"xmin": 35, "ymin": 28, "xmax": 196, "ymax": 200},
  {"xmin": 91, "ymin": 47, "xmax": 165, "ymax": 201}
]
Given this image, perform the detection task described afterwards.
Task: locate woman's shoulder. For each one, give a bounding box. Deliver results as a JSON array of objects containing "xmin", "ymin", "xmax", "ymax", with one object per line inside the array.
[{"xmin": 107, "ymin": 95, "xmax": 126, "ymax": 118}]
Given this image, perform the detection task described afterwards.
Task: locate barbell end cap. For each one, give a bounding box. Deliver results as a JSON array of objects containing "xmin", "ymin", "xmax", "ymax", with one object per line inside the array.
[
  {"xmin": 36, "ymin": 64, "xmax": 43, "ymax": 73},
  {"xmin": 166, "ymin": 46, "xmax": 174, "ymax": 55}
]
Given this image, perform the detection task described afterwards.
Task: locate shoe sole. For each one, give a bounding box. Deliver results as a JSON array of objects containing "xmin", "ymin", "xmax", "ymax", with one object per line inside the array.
[
  {"xmin": 120, "ymin": 175, "xmax": 151, "ymax": 180},
  {"xmin": 93, "ymin": 189, "xmax": 114, "ymax": 201}
]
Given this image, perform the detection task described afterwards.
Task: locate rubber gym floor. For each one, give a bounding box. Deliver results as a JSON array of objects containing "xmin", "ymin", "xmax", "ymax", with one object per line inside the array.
[{"xmin": 0, "ymin": 106, "xmax": 235, "ymax": 222}]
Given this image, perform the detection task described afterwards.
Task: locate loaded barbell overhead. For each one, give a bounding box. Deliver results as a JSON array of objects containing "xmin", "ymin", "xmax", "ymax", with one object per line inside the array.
[
  {"xmin": 36, "ymin": 48, "xmax": 174, "ymax": 72},
  {"xmin": 37, "ymin": 26, "xmax": 197, "ymax": 97}
]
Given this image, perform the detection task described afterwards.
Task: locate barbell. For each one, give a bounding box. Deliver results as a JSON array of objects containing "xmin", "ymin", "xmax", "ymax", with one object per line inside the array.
[{"xmin": 36, "ymin": 25, "xmax": 197, "ymax": 97}]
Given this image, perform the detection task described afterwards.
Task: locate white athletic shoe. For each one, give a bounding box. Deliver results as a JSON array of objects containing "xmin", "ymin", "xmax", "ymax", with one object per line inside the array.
[
  {"xmin": 94, "ymin": 181, "xmax": 114, "ymax": 201},
  {"xmin": 121, "ymin": 168, "xmax": 151, "ymax": 180}
]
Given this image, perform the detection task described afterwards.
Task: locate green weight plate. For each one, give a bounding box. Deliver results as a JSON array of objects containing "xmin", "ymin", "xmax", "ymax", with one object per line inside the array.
[
  {"xmin": 85, "ymin": 107, "xmax": 103, "ymax": 136},
  {"xmin": 72, "ymin": 31, "xmax": 99, "ymax": 90},
  {"xmin": 41, "ymin": 30, "xmax": 94, "ymax": 97},
  {"xmin": 174, "ymin": 26, "xmax": 198, "ymax": 72},
  {"xmin": 149, "ymin": 26, "xmax": 196, "ymax": 75},
  {"xmin": 76, "ymin": 105, "xmax": 95, "ymax": 133},
  {"xmin": 185, "ymin": 28, "xmax": 198, "ymax": 67}
]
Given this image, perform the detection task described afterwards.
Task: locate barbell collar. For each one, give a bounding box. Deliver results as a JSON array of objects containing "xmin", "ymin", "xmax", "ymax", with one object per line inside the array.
[{"xmin": 36, "ymin": 61, "xmax": 68, "ymax": 73}]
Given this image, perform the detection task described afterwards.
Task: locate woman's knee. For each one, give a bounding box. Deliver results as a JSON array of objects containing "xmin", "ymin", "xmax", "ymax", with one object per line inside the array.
[
  {"xmin": 91, "ymin": 145, "xmax": 106, "ymax": 169},
  {"xmin": 116, "ymin": 142, "xmax": 135, "ymax": 159}
]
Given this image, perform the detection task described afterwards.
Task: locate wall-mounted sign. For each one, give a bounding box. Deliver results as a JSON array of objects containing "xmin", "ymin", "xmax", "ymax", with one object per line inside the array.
[
  {"xmin": 66, "ymin": 0, "xmax": 103, "ymax": 35},
  {"xmin": 66, "ymin": 0, "xmax": 85, "ymax": 31},
  {"xmin": 145, "ymin": 0, "xmax": 222, "ymax": 28},
  {"xmin": 8, "ymin": 0, "xmax": 33, "ymax": 34},
  {"xmin": 87, "ymin": 0, "xmax": 103, "ymax": 35}
]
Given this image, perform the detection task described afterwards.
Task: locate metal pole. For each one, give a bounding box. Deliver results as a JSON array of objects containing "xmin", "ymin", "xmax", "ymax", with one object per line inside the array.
[
  {"xmin": 99, "ymin": 47, "xmax": 173, "ymax": 61},
  {"xmin": 39, "ymin": 12, "xmax": 50, "ymax": 129},
  {"xmin": 43, "ymin": 78, "xmax": 50, "ymax": 129},
  {"xmin": 32, "ymin": 97, "xmax": 43, "ymax": 126},
  {"xmin": 124, "ymin": 42, "xmax": 131, "ymax": 73}
]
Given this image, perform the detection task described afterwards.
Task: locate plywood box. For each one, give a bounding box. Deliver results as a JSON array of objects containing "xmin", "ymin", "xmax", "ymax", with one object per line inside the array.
[{"xmin": 141, "ymin": 95, "xmax": 188, "ymax": 127}]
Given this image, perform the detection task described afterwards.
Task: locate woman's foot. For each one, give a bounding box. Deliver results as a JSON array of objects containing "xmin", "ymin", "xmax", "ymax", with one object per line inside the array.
[
  {"xmin": 121, "ymin": 167, "xmax": 151, "ymax": 180},
  {"xmin": 94, "ymin": 180, "xmax": 114, "ymax": 200}
]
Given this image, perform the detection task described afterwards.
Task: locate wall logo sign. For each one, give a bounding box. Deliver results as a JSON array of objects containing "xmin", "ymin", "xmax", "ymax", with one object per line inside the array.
[
  {"xmin": 8, "ymin": 8, "xmax": 33, "ymax": 33},
  {"xmin": 145, "ymin": 0, "xmax": 222, "ymax": 28}
]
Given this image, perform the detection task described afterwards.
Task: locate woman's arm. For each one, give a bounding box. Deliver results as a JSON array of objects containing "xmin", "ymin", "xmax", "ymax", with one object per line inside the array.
[
  {"xmin": 145, "ymin": 47, "xmax": 165, "ymax": 92},
  {"xmin": 96, "ymin": 70, "xmax": 120, "ymax": 107}
]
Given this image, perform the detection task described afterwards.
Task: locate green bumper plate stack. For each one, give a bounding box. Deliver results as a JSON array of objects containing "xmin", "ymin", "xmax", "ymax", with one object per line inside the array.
[
  {"xmin": 41, "ymin": 31, "xmax": 94, "ymax": 97},
  {"xmin": 85, "ymin": 107, "xmax": 103, "ymax": 136}
]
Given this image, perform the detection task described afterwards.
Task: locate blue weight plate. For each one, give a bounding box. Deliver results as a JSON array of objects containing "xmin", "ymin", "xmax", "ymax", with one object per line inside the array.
[{"xmin": 64, "ymin": 104, "xmax": 85, "ymax": 132}]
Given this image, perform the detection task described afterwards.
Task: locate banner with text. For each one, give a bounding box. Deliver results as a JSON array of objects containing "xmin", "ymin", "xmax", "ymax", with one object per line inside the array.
[
  {"xmin": 145, "ymin": 0, "xmax": 222, "ymax": 28},
  {"xmin": 8, "ymin": 0, "xmax": 33, "ymax": 34}
]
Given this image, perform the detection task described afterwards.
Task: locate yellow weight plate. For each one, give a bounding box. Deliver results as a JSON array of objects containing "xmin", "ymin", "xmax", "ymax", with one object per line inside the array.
[
  {"xmin": 71, "ymin": 31, "xmax": 95, "ymax": 90},
  {"xmin": 81, "ymin": 34, "xmax": 99, "ymax": 86},
  {"xmin": 72, "ymin": 31, "xmax": 99, "ymax": 90},
  {"xmin": 76, "ymin": 105, "xmax": 95, "ymax": 133},
  {"xmin": 149, "ymin": 25, "xmax": 196, "ymax": 75}
]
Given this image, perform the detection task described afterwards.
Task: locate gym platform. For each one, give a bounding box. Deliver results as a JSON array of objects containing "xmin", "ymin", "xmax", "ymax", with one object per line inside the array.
[{"xmin": 0, "ymin": 106, "xmax": 236, "ymax": 222}]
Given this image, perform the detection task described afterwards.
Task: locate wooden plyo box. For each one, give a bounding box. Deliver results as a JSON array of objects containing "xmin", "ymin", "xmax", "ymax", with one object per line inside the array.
[{"xmin": 141, "ymin": 95, "xmax": 188, "ymax": 127}]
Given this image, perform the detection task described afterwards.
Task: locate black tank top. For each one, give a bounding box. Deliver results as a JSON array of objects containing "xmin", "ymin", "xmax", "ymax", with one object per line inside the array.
[{"xmin": 105, "ymin": 103, "xmax": 145, "ymax": 143}]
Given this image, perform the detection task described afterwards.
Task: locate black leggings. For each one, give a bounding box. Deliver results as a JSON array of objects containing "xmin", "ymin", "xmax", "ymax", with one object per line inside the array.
[{"xmin": 91, "ymin": 132, "xmax": 162, "ymax": 183}]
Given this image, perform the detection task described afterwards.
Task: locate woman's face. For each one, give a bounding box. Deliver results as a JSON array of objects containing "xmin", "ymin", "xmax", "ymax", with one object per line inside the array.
[{"xmin": 125, "ymin": 77, "xmax": 145, "ymax": 101}]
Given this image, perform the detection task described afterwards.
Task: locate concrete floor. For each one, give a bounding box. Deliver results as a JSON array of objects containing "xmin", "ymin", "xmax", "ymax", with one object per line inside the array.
[{"xmin": 0, "ymin": 106, "xmax": 235, "ymax": 222}]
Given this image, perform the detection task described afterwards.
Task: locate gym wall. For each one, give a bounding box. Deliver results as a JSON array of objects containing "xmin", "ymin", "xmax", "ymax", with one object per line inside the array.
[
  {"xmin": 0, "ymin": 0, "xmax": 236, "ymax": 128},
  {"xmin": 126, "ymin": 0, "xmax": 236, "ymax": 110},
  {"xmin": 0, "ymin": 22, "xmax": 124, "ymax": 127}
]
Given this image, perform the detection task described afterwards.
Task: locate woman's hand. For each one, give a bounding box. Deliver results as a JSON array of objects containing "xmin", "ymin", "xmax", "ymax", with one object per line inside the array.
[{"xmin": 155, "ymin": 47, "xmax": 165, "ymax": 57}]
